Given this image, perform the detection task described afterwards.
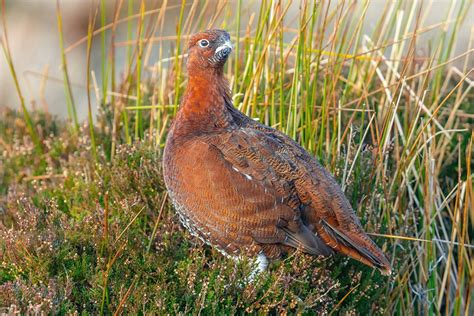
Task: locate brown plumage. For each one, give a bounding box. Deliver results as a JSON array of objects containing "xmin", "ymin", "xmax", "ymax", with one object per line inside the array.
[{"xmin": 163, "ymin": 29, "xmax": 392, "ymax": 275}]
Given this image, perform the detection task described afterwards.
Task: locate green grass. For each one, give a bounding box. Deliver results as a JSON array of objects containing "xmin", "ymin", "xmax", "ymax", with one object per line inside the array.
[{"xmin": 1, "ymin": 0, "xmax": 473, "ymax": 314}]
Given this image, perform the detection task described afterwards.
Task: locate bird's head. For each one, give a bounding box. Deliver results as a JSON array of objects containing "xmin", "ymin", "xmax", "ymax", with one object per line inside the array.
[{"xmin": 186, "ymin": 29, "xmax": 232, "ymax": 74}]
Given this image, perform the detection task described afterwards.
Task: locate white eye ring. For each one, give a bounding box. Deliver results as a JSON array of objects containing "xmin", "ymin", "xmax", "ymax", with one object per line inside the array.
[{"xmin": 198, "ymin": 39, "xmax": 209, "ymax": 48}]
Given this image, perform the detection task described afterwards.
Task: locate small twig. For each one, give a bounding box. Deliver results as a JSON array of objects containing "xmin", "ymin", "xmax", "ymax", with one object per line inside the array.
[
  {"xmin": 330, "ymin": 283, "xmax": 360, "ymax": 314},
  {"xmin": 368, "ymin": 232, "xmax": 474, "ymax": 249},
  {"xmin": 104, "ymin": 191, "xmax": 109, "ymax": 243},
  {"xmin": 147, "ymin": 192, "xmax": 168, "ymax": 253},
  {"xmin": 113, "ymin": 277, "xmax": 137, "ymax": 316},
  {"xmin": 91, "ymin": 70, "xmax": 101, "ymax": 105},
  {"xmin": 23, "ymin": 174, "xmax": 66, "ymax": 181},
  {"xmin": 114, "ymin": 206, "xmax": 146, "ymax": 245},
  {"xmin": 101, "ymin": 241, "xmax": 127, "ymax": 315}
]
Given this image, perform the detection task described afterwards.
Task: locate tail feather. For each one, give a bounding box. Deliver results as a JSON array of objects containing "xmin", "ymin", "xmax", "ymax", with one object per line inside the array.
[
  {"xmin": 281, "ymin": 224, "xmax": 334, "ymax": 257},
  {"xmin": 316, "ymin": 220, "xmax": 392, "ymax": 275}
]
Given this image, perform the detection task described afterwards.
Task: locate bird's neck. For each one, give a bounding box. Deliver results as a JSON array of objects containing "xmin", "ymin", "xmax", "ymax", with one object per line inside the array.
[{"xmin": 177, "ymin": 70, "xmax": 235, "ymax": 130}]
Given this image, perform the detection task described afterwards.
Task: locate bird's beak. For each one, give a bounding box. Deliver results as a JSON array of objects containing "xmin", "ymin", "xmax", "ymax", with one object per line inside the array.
[
  {"xmin": 214, "ymin": 40, "xmax": 233, "ymax": 61},
  {"xmin": 215, "ymin": 40, "xmax": 233, "ymax": 54}
]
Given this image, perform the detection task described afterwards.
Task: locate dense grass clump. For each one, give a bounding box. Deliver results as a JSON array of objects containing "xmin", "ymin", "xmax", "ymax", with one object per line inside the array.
[{"xmin": 1, "ymin": 0, "xmax": 473, "ymax": 314}]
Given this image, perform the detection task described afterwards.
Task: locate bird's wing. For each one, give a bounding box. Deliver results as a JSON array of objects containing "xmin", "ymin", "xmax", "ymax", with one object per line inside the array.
[
  {"xmin": 246, "ymin": 123, "xmax": 392, "ymax": 274},
  {"xmin": 169, "ymin": 128, "xmax": 332, "ymax": 258}
]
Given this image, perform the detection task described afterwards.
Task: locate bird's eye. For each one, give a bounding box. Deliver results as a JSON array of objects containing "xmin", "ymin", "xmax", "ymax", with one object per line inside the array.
[{"xmin": 198, "ymin": 39, "xmax": 209, "ymax": 48}]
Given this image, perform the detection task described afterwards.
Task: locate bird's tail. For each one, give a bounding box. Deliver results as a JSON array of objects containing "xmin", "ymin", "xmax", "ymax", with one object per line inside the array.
[{"xmin": 316, "ymin": 220, "xmax": 392, "ymax": 275}]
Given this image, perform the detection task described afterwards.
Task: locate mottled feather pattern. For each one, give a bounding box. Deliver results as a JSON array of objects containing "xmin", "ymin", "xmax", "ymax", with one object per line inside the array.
[{"xmin": 163, "ymin": 29, "xmax": 391, "ymax": 275}]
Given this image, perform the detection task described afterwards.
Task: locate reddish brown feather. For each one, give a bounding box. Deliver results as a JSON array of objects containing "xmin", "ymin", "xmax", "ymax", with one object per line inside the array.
[{"xmin": 163, "ymin": 29, "xmax": 391, "ymax": 275}]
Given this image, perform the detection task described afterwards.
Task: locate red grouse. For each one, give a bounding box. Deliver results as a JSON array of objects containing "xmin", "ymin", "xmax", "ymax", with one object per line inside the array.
[{"xmin": 163, "ymin": 29, "xmax": 391, "ymax": 276}]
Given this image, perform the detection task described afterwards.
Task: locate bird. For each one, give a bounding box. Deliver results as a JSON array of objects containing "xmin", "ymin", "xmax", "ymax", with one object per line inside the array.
[{"xmin": 163, "ymin": 29, "xmax": 392, "ymax": 277}]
